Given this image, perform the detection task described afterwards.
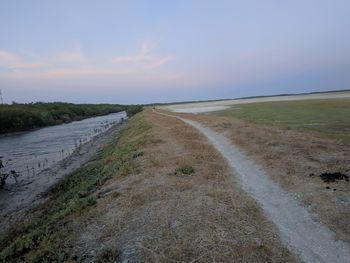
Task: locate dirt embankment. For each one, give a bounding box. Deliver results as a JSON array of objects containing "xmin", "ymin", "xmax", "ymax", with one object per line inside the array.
[
  {"xmin": 71, "ymin": 109, "xmax": 296, "ymax": 262},
  {"xmin": 0, "ymin": 123, "xmax": 125, "ymax": 241},
  {"xmin": 173, "ymin": 111, "xmax": 350, "ymax": 244},
  {"xmin": 6, "ymin": 107, "xmax": 347, "ymax": 262},
  {"xmin": 1, "ymin": 111, "xmax": 297, "ymax": 262}
]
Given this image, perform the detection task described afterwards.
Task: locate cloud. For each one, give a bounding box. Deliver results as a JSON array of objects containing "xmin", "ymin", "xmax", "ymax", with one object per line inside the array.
[
  {"xmin": 0, "ymin": 51, "xmax": 20, "ymax": 67},
  {"xmin": 0, "ymin": 42, "xmax": 182, "ymax": 88},
  {"xmin": 112, "ymin": 41, "xmax": 174, "ymax": 69},
  {"xmin": 4, "ymin": 68, "xmax": 97, "ymax": 78},
  {"xmin": 0, "ymin": 50, "xmax": 45, "ymax": 70},
  {"xmin": 57, "ymin": 50, "xmax": 88, "ymax": 64},
  {"xmin": 112, "ymin": 41, "xmax": 154, "ymax": 63}
]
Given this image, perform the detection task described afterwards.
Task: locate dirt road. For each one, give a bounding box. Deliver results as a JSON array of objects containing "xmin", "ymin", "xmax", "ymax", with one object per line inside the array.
[{"xmin": 154, "ymin": 110, "xmax": 350, "ymax": 263}]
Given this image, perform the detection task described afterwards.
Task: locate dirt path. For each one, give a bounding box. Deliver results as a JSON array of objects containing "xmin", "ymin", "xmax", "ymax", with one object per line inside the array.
[{"xmin": 154, "ymin": 110, "xmax": 350, "ymax": 263}]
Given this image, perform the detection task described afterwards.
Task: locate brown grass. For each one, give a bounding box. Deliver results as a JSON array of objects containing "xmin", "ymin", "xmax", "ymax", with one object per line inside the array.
[
  {"xmin": 70, "ymin": 109, "xmax": 297, "ymax": 262},
  {"xmin": 177, "ymin": 111, "xmax": 350, "ymax": 243}
]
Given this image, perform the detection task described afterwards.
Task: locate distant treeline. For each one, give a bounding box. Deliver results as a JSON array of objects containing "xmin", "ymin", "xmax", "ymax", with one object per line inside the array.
[{"xmin": 0, "ymin": 102, "xmax": 143, "ymax": 134}]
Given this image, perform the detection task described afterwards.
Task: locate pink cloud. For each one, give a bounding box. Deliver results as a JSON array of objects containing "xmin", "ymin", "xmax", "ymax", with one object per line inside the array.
[
  {"xmin": 0, "ymin": 50, "xmax": 46, "ymax": 69},
  {"xmin": 112, "ymin": 41, "xmax": 174, "ymax": 69},
  {"xmin": 0, "ymin": 42, "xmax": 192, "ymax": 88},
  {"xmin": 2, "ymin": 69, "xmax": 88, "ymax": 78}
]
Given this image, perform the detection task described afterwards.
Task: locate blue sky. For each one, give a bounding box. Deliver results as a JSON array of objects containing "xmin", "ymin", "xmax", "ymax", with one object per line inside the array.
[{"xmin": 0, "ymin": 0, "xmax": 349, "ymax": 104}]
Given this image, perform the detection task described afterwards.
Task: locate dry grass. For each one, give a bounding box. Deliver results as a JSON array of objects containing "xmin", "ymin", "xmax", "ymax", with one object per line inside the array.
[
  {"xmin": 178, "ymin": 111, "xmax": 350, "ymax": 243},
  {"xmin": 71, "ymin": 109, "xmax": 297, "ymax": 262}
]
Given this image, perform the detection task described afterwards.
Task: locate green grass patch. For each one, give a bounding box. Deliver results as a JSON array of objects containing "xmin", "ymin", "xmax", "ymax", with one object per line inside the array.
[
  {"xmin": 175, "ymin": 165, "xmax": 195, "ymax": 175},
  {"xmin": 0, "ymin": 112, "xmax": 151, "ymax": 262},
  {"xmin": 213, "ymin": 99, "xmax": 350, "ymax": 142}
]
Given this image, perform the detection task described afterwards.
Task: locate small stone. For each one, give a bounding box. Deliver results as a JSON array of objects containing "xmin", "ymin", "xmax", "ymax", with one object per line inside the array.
[
  {"xmin": 253, "ymin": 238, "xmax": 263, "ymax": 248},
  {"xmin": 169, "ymin": 220, "xmax": 182, "ymax": 229}
]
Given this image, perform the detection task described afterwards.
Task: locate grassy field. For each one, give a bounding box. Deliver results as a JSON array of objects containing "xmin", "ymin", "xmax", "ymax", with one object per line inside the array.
[{"xmin": 213, "ymin": 99, "xmax": 350, "ymax": 142}]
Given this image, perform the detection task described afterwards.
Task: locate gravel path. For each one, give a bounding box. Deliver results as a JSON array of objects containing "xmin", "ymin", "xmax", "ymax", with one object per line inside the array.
[{"xmin": 155, "ymin": 110, "xmax": 350, "ymax": 263}]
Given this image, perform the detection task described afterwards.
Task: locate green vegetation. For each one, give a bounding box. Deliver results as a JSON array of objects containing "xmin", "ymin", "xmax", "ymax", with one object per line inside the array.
[
  {"xmin": 214, "ymin": 99, "xmax": 350, "ymax": 142},
  {"xmin": 125, "ymin": 105, "xmax": 143, "ymax": 117},
  {"xmin": 0, "ymin": 113, "xmax": 151, "ymax": 262},
  {"xmin": 0, "ymin": 102, "xmax": 143, "ymax": 134},
  {"xmin": 175, "ymin": 165, "xmax": 195, "ymax": 175}
]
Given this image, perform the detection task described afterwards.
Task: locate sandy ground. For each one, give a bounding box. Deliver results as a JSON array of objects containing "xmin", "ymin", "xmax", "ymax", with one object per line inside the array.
[
  {"xmin": 172, "ymin": 105, "xmax": 231, "ymax": 113},
  {"xmin": 154, "ymin": 110, "xmax": 350, "ymax": 262},
  {"xmin": 71, "ymin": 110, "xmax": 296, "ymax": 262},
  {"xmin": 0, "ymin": 122, "xmax": 125, "ymax": 241},
  {"xmin": 162, "ymin": 91, "xmax": 350, "ymax": 113}
]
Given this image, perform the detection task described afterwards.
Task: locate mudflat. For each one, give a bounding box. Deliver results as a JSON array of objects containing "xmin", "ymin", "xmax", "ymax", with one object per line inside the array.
[
  {"xmin": 0, "ymin": 123, "xmax": 125, "ymax": 241},
  {"xmin": 163, "ymin": 90, "xmax": 350, "ymax": 113}
]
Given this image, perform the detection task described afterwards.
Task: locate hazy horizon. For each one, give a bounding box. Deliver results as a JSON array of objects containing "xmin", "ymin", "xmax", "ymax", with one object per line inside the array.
[{"xmin": 1, "ymin": 0, "xmax": 349, "ymax": 104}]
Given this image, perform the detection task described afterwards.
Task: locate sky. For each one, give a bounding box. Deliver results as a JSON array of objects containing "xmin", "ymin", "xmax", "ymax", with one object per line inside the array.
[{"xmin": 0, "ymin": 0, "xmax": 349, "ymax": 104}]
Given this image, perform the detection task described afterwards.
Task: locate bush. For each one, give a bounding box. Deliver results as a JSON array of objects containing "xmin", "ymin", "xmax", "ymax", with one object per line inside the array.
[
  {"xmin": 125, "ymin": 105, "xmax": 143, "ymax": 117},
  {"xmin": 0, "ymin": 102, "xmax": 143, "ymax": 133}
]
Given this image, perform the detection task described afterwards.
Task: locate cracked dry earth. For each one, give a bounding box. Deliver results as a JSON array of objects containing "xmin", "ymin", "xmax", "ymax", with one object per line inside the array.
[{"xmin": 72, "ymin": 109, "xmax": 297, "ymax": 262}]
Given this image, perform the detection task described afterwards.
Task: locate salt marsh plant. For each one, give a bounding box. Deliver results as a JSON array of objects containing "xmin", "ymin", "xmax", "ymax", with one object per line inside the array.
[{"xmin": 0, "ymin": 158, "xmax": 20, "ymax": 188}]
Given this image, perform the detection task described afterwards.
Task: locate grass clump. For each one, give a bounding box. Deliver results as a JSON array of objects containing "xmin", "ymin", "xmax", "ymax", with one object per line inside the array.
[
  {"xmin": 175, "ymin": 165, "xmax": 195, "ymax": 175},
  {"xmin": 94, "ymin": 247, "xmax": 120, "ymax": 263},
  {"xmin": 132, "ymin": 151, "xmax": 144, "ymax": 159},
  {"xmin": 0, "ymin": 112, "xmax": 151, "ymax": 262}
]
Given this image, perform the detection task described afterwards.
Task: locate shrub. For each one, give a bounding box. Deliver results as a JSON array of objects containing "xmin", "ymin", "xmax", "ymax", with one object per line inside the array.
[
  {"xmin": 0, "ymin": 102, "xmax": 136, "ymax": 133},
  {"xmin": 175, "ymin": 165, "xmax": 195, "ymax": 175}
]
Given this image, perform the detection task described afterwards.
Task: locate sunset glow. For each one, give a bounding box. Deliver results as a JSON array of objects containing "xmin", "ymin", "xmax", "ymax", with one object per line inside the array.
[{"xmin": 0, "ymin": 0, "xmax": 349, "ymax": 103}]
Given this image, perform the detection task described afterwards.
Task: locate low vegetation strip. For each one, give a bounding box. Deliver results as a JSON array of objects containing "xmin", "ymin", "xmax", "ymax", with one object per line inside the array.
[
  {"xmin": 0, "ymin": 112, "xmax": 150, "ymax": 262},
  {"xmin": 214, "ymin": 99, "xmax": 350, "ymax": 142},
  {"xmin": 0, "ymin": 102, "xmax": 143, "ymax": 134}
]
